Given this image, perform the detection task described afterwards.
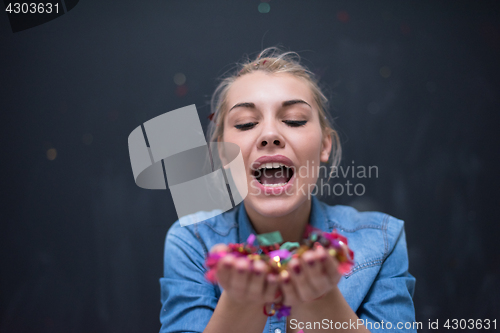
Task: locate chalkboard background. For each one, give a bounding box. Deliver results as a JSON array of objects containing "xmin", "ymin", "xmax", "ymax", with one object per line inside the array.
[{"xmin": 1, "ymin": 1, "xmax": 499, "ymax": 332}]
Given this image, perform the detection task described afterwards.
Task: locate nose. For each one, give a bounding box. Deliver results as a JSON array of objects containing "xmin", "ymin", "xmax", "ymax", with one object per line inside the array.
[
  {"xmin": 261, "ymin": 139, "xmax": 282, "ymax": 147},
  {"xmin": 257, "ymin": 121, "xmax": 285, "ymax": 149}
]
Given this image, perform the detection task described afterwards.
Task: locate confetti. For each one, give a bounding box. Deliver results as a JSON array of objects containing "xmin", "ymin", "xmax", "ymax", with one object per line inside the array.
[{"xmin": 204, "ymin": 228, "xmax": 354, "ymax": 318}]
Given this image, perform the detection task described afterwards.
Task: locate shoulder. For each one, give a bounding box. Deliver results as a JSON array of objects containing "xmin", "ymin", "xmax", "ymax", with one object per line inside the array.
[
  {"xmin": 165, "ymin": 207, "xmax": 239, "ymax": 257},
  {"xmin": 320, "ymin": 201, "xmax": 405, "ymax": 244},
  {"xmin": 318, "ymin": 201, "xmax": 407, "ymax": 276},
  {"xmin": 318, "ymin": 201, "xmax": 413, "ymax": 311},
  {"xmin": 320, "ymin": 201, "xmax": 404, "ymax": 232}
]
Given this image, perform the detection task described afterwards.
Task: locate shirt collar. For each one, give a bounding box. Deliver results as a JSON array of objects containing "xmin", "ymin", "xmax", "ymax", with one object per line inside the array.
[
  {"xmin": 237, "ymin": 195, "xmax": 328, "ymax": 243},
  {"xmin": 310, "ymin": 195, "xmax": 329, "ymax": 232},
  {"xmin": 237, "ymin": 202, "xmax": 257, "ymax": 244}
]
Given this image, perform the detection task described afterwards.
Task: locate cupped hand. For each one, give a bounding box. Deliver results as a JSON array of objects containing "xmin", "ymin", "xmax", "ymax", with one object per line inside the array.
[
  {"xmin": 210, "ymin": 244, "xmax": 281, "ymax": 306},
  {"xmin": 278, "ymin": 244, "xmax": 343, "ymax": 306}
]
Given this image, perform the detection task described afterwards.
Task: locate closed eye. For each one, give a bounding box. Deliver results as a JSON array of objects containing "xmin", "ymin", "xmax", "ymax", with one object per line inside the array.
[
  {"xmin": 283, "ymin": 120, "xmax": 307, "ymax": 127},
  {"xmin": 234, "ymin": 122, "xmax": 257, "ymax": 130}
]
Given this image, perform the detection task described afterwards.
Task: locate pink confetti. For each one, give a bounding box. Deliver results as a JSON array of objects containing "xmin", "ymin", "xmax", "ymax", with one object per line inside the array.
[{"xmin": 247, "ymin": 234, "xmax": 256, "ymax": 245}]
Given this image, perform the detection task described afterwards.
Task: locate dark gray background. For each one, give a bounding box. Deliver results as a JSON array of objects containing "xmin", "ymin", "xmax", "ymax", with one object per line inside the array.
[{"xmin": 1, "ymin": 1, "xmax": 499, "ymax": 332}]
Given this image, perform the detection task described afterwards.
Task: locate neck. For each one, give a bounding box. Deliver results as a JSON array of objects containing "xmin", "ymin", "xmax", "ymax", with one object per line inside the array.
[{"xmin": 243, "ymin": 198, "xmax": 312, "ymax": 243}]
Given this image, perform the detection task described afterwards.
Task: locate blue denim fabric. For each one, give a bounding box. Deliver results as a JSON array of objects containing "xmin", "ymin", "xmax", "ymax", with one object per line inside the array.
[{"xmin": 159, "ymin": 196, "xmax": 416, "ymax": 332}]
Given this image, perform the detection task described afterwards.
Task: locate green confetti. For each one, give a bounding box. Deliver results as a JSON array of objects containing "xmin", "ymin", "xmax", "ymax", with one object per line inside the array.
[
  {"xmin": 280, "ymin": 242, "xmax": 300, "ymax": 251},
  {"xmin": 257, "ymin": 231, "xmax": 283, "ymax": 246},
  {"xmin": 311, "ymin": 234, "xmax": 318, "ymax": 242}
]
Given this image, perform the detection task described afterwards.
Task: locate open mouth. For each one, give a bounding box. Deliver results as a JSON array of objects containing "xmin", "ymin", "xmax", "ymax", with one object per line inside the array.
[{"xmin": 253, "ymin": 162, "xmax": 294, "ymax": 187}]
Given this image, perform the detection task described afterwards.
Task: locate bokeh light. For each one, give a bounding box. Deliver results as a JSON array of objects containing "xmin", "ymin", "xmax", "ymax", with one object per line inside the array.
[
  {"xmin": 379, "ymin": 66, "xmax": 391, "ymax": 78},
  {"xmin": 401, "ymin": 23, "xmax": 411, "ymax": 35},
  {"xmin": 82, "ymin": 133, "xmax": 93, "ymax": 145},
  {"xmin": 108, "ymin": 109, "xmax": 119, "ymax": 121},
  {"xmin": 367, "ymin": 102, "xmax": 380, "ymax": 114},
  {"xmin": 175, "ymin": 85, "xmax": 188, "ymax": 97},
  {"xmin": 46, "ymin": 148, "xmax": 57, "ymax": 161},
  {"xmin": 337, "ymin": 11, "xmax": 349, "ymax": 23},
  {"xmin": 174, "ymin": 73, "xmax": 186, "ymax": 86},
  {"xmin": 258, "ymin": 3, "xmax": 270, "ymax": 13}
]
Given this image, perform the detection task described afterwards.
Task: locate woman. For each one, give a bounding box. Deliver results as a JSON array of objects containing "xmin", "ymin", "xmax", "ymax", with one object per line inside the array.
[{"xmin": 159, "ymin": 47, "xmax": 416, "ymax": 333}]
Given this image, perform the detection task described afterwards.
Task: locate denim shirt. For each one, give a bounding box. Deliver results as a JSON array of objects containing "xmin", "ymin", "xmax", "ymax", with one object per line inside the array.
[{"xmin": 159, "ymin": 196, "xmax": 416, "ymax": 333}]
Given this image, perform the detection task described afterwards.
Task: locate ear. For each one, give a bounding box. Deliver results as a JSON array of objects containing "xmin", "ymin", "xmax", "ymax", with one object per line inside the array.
[{"xmin": 320, "ymin": 131, "xmax": 332, "ymax": 163}]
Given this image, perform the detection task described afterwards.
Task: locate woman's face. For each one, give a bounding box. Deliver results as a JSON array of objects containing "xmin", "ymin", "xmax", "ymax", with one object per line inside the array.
[{"xmin": 222, "ymin": 71, "xmax": 332, "ymax": 218}]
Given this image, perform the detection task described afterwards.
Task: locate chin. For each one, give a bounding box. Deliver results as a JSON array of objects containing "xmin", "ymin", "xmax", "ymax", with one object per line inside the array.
[{"xmin": 244, "ymin": 188, "xmax": 307, "ymax": 218}]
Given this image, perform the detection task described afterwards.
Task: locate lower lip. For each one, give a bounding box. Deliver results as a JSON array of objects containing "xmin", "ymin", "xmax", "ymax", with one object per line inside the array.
[{"xmin": 251, "ymin": 173, "xmax": 296, "ymax": 196}]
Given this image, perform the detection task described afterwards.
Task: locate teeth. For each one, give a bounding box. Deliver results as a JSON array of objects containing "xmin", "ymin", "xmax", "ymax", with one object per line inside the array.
[
  {"xmin": 261, "ymin": 183, "xmax": 287, "ymax": 187},
  {"xmin": 258, "ymin": 162, "xmax": 288, "ymax": 170}
]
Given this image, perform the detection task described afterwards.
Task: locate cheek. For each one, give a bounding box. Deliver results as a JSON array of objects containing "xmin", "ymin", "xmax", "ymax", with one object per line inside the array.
[
  {"xmin": 289, "ymin": 133, "xmax": 323, "ymax": 183},
  {"xmin": 291, "ymin": 132, "xmax": 323, "ymax": 160},
  {"xmin": 221, "ymin": 131, "xmax": 253, "ymax": 168}
]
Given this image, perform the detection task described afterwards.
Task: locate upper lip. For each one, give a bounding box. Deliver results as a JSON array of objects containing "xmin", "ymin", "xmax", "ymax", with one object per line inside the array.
[{"xmin": 251, "ymin": 155, "xmax": 294, "ymax": 171}]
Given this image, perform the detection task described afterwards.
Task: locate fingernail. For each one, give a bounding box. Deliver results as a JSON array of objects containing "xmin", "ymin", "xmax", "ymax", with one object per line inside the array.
[
  {"xmin": 254, "ymin": 270, "xmax": 261, "ymax": 276},
  {"xmin": 283, "ymin": 277, "xmax": 290, "ymax": 284},
  {"xmin": 307, "ymin": 260, "xmax": 315, "ymax": 266},
  {"xmin": 293, "ymin": 265, "xmax": 301, "ymax": 274},
  {"xmin": 320, "ymin": 256, "xmax": 327, "ymax": 262},
  {"xmin": 237, "ymin": 268, "xmax": 245, "ymax": 273}
]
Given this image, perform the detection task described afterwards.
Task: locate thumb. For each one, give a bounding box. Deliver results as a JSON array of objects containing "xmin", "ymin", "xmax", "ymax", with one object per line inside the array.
[{"xmin": 210, "ymin": 243, "xmax": 229, "ymax": 253}]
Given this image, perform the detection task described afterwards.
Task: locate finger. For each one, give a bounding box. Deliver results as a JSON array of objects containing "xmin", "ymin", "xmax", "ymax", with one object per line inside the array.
[
  {"xmin": 305, "ymin": 245, "xmax": 327, "ymax": 277},
  {"xmin": 340, "ymin": 243, "xmax": 352, "ymax": 260},
  {"xmin": 324, "ymin": 249, "xmax": 342, "ymax": 285},
  {"xmin": 279, "ymin": 270, "xmax": 300, "ymax": 306},
  {"xmin": 216, "ymin": 253, "xmax": 236, "ymax": 288},
  {"xmin": 210, "ymin": 243, "xmax": 229, "ymax": 253},
  {"xmin": 246, "ymin": 260, "xmax": 267, "ymax": 300},
  {"xmin": 288, "ymin": 258, "xmax": 316, "ymax": 302},
  {"xmin": 262, "ymin": 273, "xmax": 280, "ymax": 303},
  {"xmin": 229, "ymin": 257, "xmax": 251, "ymax": 298},
  {"xmin": 302, "ymin": 245, "xmax": 332, "ymax": 293}
]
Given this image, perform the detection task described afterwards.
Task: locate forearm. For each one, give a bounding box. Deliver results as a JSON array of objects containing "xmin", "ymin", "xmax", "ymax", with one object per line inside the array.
[
  {"xmin": 289, "ymin": 286, "xmax": 370, "ymax": 333},
  {"xmin": 203, "ymin": 291, "xmax": 268, "ymax": 333}
]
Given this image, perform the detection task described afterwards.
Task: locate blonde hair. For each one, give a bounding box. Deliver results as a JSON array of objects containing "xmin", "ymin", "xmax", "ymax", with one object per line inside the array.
[{"xmin": 206, "ymin": 46, "xmax": 341, "ymax": 169}]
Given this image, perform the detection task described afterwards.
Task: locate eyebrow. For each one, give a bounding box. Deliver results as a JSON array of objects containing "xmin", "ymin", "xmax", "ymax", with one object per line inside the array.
[{"xmin": 229, "ymin": 99, "xmax": 312, "ymax": 112}]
